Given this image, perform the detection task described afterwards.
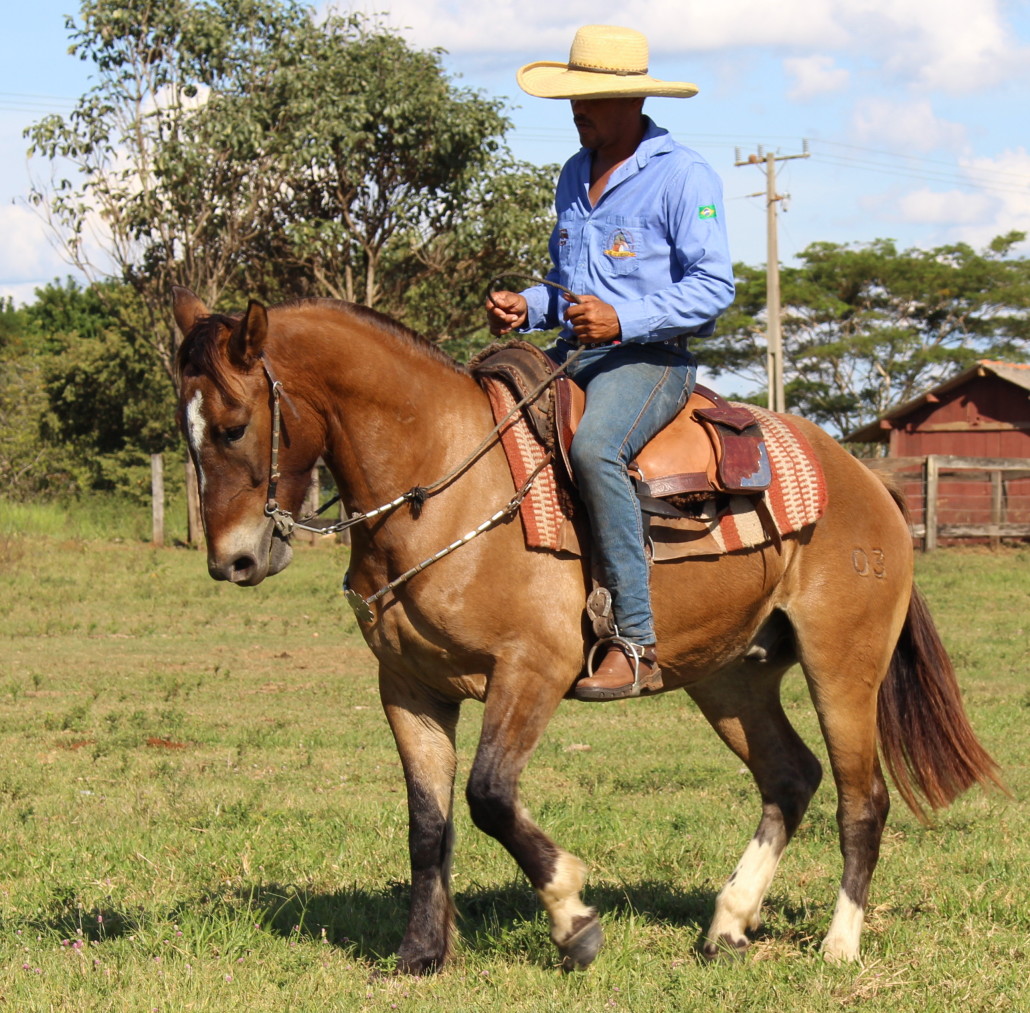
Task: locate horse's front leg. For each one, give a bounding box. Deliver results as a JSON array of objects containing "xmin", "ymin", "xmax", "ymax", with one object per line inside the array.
[
  {"xmin": 378, "ymin": 665, "xmax": 461, "ymax": 974},
  {"xmin": 465, "ymin": 672, "xmax": 603, "ymax": 971}
]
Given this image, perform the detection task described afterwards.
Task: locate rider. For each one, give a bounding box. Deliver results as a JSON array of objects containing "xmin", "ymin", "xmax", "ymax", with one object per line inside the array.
[{"xmin": 486, "ymin": 25, "xmax": 735, "ymax": 701}]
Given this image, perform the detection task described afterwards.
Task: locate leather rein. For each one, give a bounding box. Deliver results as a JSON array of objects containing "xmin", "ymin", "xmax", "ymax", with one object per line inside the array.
[{"xmin": 255, "ymin": 299, "xmax": 586, "ymax": 620}]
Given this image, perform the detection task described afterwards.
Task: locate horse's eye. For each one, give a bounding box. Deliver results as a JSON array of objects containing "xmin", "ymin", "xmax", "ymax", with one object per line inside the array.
[{"xmin": 224, "ymin": 425, "xmax": 246, "ymax": 444}]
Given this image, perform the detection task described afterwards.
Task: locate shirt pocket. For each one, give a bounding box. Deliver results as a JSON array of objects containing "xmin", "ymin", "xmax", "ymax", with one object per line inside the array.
[
  {"xmin": 556, "ymin": 209, "xmax": 579, "ymax": 269},
  {"xmin": 596, "ymin": 216, "xmax": 645, "ymax": 276}
]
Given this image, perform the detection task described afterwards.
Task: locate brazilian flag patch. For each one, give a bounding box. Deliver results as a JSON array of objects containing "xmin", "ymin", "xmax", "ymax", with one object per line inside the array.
[{"xmin": 698, "ymin": 204, "xmax": 717, "ymax": 219}]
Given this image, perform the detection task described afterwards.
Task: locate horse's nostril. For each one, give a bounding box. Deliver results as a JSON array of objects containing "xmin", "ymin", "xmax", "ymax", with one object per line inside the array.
[{"xmin": 231, "ymin": 556, "xmax": 257, "ymax": 580}]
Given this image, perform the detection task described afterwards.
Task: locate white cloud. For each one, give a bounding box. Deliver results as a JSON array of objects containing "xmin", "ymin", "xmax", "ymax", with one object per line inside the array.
[
  {"xmin": 894, "ymin": 187, "xmax": 994, "ymax": 226},
  {"xmin": 341, "ymin": 0, "xmax": 1029, "ymax": 95},
  {"xmin": 0, "ymin": 201, "xmax": 70, "ymax": 295},
  {"xmin": 856, "ymin": 147, "xmax": 1030, "ymax": 254},
  {"xmin": 952, "ymin": 147, "xmax": 1030, "ymax": 250},
  {"xmin": 785, "ymin": 55, "xmax": 849, "ymax": 100},
  {"xmin": 850, "ymin": 97, "xmax": 967, "ymax": 153}
]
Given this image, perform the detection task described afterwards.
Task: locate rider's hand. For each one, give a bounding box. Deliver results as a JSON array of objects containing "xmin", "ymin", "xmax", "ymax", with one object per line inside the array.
[
  {"xmin": 485, "ymin": 291, "xmax": 528, "ymax": 336},
  {"xmin": 563, "ymin": 294, "xmax": 622, "ymax": 344}
]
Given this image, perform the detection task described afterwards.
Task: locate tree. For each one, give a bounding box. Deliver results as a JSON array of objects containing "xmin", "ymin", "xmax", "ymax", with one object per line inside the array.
[
  {"xmin": 704, "ymin": 233, "xmax": 1030, "ymax": 434},
  {"xmin": 32, "ymin": 280, "xmax": 177, "ymax": 497},
  {"xmin": 26, "ymin": 1, "xmax": 557, "ymax": 381},
  {"xmin": 26, "ymin": 0, "xmax": 329, "ymax": 388},
  {"xmin": 22, "ymin": 1, "xmax": 556, "ymax": 512},
  {"xmin": 0, "ymin": 298, "xmax": 57, "ymax": 498}
]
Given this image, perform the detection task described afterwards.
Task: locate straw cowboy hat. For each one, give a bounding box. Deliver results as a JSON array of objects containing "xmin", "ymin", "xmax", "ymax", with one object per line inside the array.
[{"xmin": 517, "ymin": 25, "xmax": 698, "ymax": 100}]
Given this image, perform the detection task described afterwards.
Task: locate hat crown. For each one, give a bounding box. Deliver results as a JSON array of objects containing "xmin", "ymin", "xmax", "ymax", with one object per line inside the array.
[{"xmin": 568, "ymin": 25, "xmax": 649, "ymax": 75}]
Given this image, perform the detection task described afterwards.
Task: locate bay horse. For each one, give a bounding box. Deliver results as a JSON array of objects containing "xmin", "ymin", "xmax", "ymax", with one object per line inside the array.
[{"xmin": 172, "ymin": 287, "xmax": 999, "ymax": 973}]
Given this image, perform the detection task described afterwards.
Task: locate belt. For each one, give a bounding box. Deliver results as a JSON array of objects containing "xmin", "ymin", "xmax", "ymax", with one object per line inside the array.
[{"xmin": 560, "ymin": 334, "xmax": 690, "ymax": 349}]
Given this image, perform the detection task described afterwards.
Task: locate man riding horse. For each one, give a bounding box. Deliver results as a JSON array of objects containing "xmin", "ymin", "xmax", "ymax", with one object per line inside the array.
[{"xmin": 486, "ymin": 25, "xmax": 735, "ymax": 700}]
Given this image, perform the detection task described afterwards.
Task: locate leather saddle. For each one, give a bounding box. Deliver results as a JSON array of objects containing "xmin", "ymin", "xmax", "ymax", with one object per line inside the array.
[{"xmin": 470, "ymin": 341, "xmax": 771, "ymax": 507}]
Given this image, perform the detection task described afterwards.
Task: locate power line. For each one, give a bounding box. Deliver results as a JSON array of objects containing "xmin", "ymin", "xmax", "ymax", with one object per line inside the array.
[
  {"xmin": 0, "ymin": 91, "xmax": 77, "ymax": 115},
  {"xmin": 817, "ymin": 138, "xmax": 1030, "ymax": 183},
  {"xmin": 809, "ymin": 153, "xmax": 1030, "ymax": 197}
]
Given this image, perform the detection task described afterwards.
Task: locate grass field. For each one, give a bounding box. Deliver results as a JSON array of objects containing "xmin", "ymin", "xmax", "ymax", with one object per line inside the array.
[{"xmin": 0, "ymin": 510, "xmax": 1026, "ymax": 1011}]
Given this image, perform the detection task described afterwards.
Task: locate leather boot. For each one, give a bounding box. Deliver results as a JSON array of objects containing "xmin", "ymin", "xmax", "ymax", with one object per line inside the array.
[{"xmin": 574, "ymin": 641, "xmax": 662, "ymax": 701}]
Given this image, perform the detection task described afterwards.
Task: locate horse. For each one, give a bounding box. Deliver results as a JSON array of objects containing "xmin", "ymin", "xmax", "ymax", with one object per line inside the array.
[{"xmin": 172, "ymin": 287, "xmax": 1000, "ymax": 974}]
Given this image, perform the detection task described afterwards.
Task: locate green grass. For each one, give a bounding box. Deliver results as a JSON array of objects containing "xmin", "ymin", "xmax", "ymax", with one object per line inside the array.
[{"xmin": 0, "ymin": 511, "xmax": 1026, "ymax": 1011}]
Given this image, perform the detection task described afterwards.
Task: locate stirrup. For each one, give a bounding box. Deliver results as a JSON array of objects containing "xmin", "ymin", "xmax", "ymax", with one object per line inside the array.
[{"xmin": 585, "ymin": 635, "xmax": 648, "ymax": 689}]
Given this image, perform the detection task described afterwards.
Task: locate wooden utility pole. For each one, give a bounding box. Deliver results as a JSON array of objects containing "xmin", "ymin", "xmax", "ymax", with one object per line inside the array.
[{"xmin": 735, "ymin": 143, "xmax": 810, "ymax": 413}]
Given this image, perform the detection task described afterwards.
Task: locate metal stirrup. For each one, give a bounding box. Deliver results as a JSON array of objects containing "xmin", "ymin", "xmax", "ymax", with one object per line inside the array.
[{"xmin": 585, "ymin": 634, "xmax": 647, "ymax": 689}]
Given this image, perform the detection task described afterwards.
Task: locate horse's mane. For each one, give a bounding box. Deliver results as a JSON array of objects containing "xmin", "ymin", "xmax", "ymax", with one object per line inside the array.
[{"xmin": 175, "ymin": 299, "xmax": 469, "ymax": 396}]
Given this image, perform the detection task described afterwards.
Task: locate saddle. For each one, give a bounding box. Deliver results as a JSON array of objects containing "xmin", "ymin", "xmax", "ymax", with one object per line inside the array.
[{"xmin": 470, "ymin": 341, "xmax": 771, "ymax": 508}]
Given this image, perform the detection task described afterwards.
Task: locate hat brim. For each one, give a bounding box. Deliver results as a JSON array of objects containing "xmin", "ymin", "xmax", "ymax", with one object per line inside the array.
[{"xmin": 517, "ymin": 61, "xmax": 698, "ymax": 100}]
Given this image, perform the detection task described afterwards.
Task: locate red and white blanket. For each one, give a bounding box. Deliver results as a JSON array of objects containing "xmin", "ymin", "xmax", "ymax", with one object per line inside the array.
[{"xmin": 482, "ymin": 378, "xmax": 827, "ymax": 559}]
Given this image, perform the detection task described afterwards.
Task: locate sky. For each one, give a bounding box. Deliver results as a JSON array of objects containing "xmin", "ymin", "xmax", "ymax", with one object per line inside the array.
[{"xmin": 2, "ymin": 0, "xmax": 1030, "ymax": 307}]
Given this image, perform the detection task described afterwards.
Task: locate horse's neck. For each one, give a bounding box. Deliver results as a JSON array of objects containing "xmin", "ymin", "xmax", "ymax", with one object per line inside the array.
[{"xmin": 282, "ymin": 316, "xmax": 491, "ymax": 514}]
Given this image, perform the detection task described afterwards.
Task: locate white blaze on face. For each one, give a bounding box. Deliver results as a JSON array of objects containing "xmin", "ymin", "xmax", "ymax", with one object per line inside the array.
[{"xmin": 185, "ymin": 389, "xmax": 208, "ymax": 493}]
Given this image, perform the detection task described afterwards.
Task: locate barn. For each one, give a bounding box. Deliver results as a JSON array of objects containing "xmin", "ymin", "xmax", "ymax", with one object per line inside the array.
[{"xmin": 847, "ymin": 360, "xmax": 1030, "ymax": 548}]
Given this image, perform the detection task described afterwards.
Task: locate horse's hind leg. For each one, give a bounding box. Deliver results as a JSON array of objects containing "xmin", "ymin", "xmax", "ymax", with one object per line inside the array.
[
  {"xmin": 687, "ymin": 667, "xmax": 823, "ymax": 959},
  {"xmin": 803, "ymin": 665, "xmax": 891, "ymax": 962},
  {"xmin": 379, "ymin": 666, "xmax": 461, "ymax": 975},
  {"xmin": 466, "ymin": 674, "xmax": 602, "ymax": 971}
]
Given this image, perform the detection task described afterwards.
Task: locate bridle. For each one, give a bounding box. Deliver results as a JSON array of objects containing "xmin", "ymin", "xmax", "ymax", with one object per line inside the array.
[{"xmin": 254, "ymin": 329, "xmax": 586, "ymax": 622}]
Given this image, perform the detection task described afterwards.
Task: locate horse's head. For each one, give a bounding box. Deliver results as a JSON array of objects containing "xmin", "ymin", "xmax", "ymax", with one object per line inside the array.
[{"xmin": 173, "ymin": 287, "xmax": 320, "ymax": 585}]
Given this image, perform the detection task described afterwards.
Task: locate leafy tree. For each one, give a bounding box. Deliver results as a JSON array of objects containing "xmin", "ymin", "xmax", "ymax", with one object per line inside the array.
[
  {"xmin": 0, "ymin": 279, "xmax": 176, "ymax": 500},
  {"xmin": 30, "ymin": 280, "xmax": 178, "ymax": 497},
  {"xmin": 26, "ymin": 0, "xmax": 327, "ymax": 387},
  {"xmin": 705, "ymin": 233, "xmax": 1030, "ymax": 433},
  {"xmin": 26, "ymin": 0, "xmax": 556, "ymax": 382},
  {"xmin": 0, "ymin": 299, "xmax": 57, "ymax": 497},
  {"xmin": 21, "ymin": 0, "xmax": 556, "ymax": 509}
]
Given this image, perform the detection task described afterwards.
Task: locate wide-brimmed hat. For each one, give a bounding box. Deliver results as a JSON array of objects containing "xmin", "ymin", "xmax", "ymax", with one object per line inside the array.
[{"xmin": 517, "ymin": 25, "xmax": 698, "ymax": 100}]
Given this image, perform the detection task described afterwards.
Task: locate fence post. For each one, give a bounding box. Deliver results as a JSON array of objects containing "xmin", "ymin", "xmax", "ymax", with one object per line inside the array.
[
  {"xmin": 924, "ymin": 455, "xmax": 939, "ymax": 552},
  {"xmin": 151, "ymin": 453, "xmax": 164, "ymax": 546},
  {"xmin": 990, "ymin": 469, "xmax": 1003, "ymax": 550}
]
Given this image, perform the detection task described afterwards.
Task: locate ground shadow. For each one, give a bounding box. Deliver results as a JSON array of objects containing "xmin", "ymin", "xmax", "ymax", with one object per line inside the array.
[{"xmin": 14, "ymin": 877, "xmax": 815, "ymax": 967}]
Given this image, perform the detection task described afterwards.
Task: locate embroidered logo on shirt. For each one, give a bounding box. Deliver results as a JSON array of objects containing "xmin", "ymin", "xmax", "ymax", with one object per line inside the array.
[
  {"xmin": 559, "ymin": 228, "xmax": 568, "ymax": 247},
  {"xmin": 698, "ymin": 205, "xmax": 717, "ymax": 220},
  {"xmin": 603, "ymin": 228, "xmax": 637, "ymax": 258}
]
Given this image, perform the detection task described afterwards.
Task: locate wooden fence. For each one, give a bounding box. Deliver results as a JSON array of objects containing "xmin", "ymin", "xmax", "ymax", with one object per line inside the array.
[{"xmin": 860, "ymin": 454, "xmax": 1030, "ymax": 550}]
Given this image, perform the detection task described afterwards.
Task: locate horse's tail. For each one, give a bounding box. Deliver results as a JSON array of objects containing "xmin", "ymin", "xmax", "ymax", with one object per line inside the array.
[{"xmin": 875, "ymin": 481, "xmax": 1004, "ymax": 822}]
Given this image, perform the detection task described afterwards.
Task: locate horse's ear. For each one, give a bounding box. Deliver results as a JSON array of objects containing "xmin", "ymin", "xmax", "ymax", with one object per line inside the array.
[
  {"xmin": 228, "ymin": 299, "xmax": 268, "ymax": 367},
  {"xmin": 171, "ymin": 286, "xmax": 211, "ymax": 337}
]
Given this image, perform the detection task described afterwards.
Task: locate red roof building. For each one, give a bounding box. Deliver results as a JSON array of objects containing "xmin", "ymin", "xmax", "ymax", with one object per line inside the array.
[{"xmin": 848, "ymin": 361, "xmax": 1030, "ymax": 545}]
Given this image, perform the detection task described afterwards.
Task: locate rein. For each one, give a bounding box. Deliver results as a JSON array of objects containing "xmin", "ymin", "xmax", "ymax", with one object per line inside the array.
[{"xmin": 255, "ymin": 292, "xmax": 588, "ymax": 615}]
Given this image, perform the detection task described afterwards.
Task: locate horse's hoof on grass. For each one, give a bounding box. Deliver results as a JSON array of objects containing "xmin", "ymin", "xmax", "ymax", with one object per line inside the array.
[
  {"xmin": 558, "ymin": 912, "xmax": 604, "ymax": 972},
  {"xmin": 394, "ymin": 952, "xmax": 442, "ymax": 976},
  {"xmin": 700, "ymin": 933, "xmax": 749, "ymax": 963}
]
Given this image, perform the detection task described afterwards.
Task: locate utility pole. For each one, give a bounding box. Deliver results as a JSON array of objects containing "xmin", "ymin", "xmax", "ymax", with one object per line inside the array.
[{"xmin": 735, "ymin": 142, "xmax": 809, "ymax": 413}]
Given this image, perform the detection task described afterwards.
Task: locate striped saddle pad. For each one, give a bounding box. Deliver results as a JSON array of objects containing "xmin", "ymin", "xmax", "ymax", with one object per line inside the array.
[{"xmin": 481, "ymin": 378, "xmax": 827, "ymax": 560}]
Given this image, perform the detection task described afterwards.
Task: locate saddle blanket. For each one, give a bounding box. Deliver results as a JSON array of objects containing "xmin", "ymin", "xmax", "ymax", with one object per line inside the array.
[{"xmin": 481, "ymin": 378, "xmax": 827, "ymax": 560}]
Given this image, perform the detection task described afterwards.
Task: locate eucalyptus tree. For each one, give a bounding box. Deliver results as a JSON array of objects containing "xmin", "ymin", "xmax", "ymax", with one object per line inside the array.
[
  {"xmin": 26, "ymin": 0, "xmax": 321, "ymax": 386},
  {"xmin": 26, "ymin": 0, "xmax": 554, "ymax": 392}
]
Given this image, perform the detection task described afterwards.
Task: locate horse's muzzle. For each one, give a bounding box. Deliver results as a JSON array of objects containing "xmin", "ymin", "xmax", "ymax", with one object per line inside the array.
[{"xmin": 208, "ymin": 523, "xmax": 293, "ymax": 585}]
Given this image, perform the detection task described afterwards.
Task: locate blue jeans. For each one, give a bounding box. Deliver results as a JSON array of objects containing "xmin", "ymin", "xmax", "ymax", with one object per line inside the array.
[{"xmin": 553, "ymin": 339, "xmax": 696, "ymax": 645}]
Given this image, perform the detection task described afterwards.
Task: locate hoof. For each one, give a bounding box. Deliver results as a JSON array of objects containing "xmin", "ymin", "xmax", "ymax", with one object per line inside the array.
[
  {"xmin": 394, "ymin": 950, "xmax": 443, "ymax": 976},
  {"xmin": 558, "ymin": 912, "xmax": 604, "ymax": 972},
  {"xmin": 701, "ymin": 933, "xmax": 748, "ymax": 963}
]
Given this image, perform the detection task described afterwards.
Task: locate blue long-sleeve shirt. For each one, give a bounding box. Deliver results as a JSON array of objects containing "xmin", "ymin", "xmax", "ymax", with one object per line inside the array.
[{"xmin": 522, "ymin": 117, "xmax": 735, "ymax": 343}]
